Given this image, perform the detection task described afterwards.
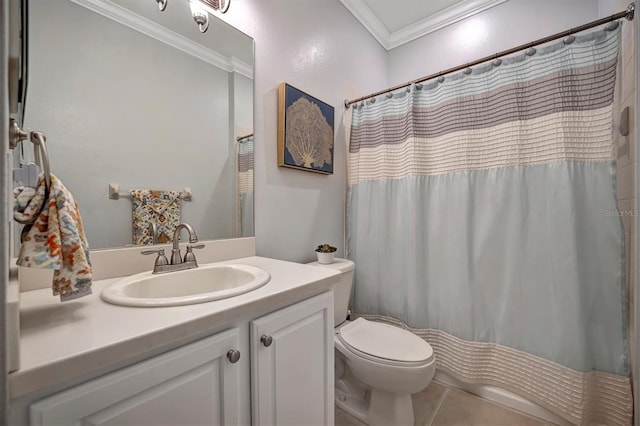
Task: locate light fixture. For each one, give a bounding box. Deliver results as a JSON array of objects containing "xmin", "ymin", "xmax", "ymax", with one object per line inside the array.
[
  {"xmin": 190, "ymin": 1, "xmax": 209, "ymax": 33},
  {"xmin": 155, "ymin": 0, "xmax": 231, "ymax": 34},
  {"xmin": 200, "ymin": 0, "xmax": 230, "ymax": 14}
]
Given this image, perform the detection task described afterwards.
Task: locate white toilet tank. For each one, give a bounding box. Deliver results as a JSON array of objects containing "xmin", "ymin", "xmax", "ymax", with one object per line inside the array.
[{"xmin": 307, "ymin": 258, "xmax": 355, "ymax": 326}]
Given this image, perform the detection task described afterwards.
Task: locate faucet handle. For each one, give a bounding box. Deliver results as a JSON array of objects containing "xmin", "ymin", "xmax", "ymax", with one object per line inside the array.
[
  {"xmin": 183, "ymin": 244, "xmax": 205, "ymax": 264},
  {"xmin": 141, "ymin": 248, "xmax": 169, "ymax": 268},
  {"xmin": 141, "ymin": 248, "xmax": 163, "ymax": 256}
]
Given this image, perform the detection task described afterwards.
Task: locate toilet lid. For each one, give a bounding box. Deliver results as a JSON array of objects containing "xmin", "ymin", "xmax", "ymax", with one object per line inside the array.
[{"xmin": 339, "ymin": 318, "xmax": 433, "ymax": 363}]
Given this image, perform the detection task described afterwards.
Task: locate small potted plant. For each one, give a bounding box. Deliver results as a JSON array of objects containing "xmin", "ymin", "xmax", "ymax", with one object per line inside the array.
[{"xmin": 315, "ymin": 243, "xmax": 337, "ymax": 264}]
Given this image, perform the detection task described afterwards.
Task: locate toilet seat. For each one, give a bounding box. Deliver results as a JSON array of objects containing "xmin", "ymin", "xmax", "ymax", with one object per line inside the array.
[{"xmin": 337, "ymin": 318, "xmax": 434, "ymax": 366}]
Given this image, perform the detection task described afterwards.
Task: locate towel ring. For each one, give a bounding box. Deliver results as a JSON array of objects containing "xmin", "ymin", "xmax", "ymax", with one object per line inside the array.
[
  {"xmin": 31, "ymin": 132, "xmax": 51, "ymax": 190},
  {"xmin": 9, "ymin": 119, "xmax": 52, "ymax": 189}
]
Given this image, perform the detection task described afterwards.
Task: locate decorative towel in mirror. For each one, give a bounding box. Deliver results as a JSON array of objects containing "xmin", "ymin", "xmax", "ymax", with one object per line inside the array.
[
  {"xmin": 15, "ymin": 174, "xmax": 93, "ymax": 301},
  {"xmin": 130, "ymin": 189, "xmax": 182, "ymax": 245}
]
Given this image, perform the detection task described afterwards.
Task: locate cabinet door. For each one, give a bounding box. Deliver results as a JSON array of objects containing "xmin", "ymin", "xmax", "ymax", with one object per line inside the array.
[
  {"xmin": 251, "ymin": 291, "xmax": 334, "ymax": 426},
  {"xmin": 30, "ymin": 328, "xmax": 244, "ymax": 426}
]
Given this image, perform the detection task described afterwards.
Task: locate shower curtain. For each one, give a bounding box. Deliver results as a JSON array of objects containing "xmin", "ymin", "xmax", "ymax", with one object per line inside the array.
[
  {"xmin": 347, "ymin": 27, "xmax": 631, "ymax": 424},
  {"xmin": 237, "ymin": 136, "xmax": 254, "ymax": 237}
]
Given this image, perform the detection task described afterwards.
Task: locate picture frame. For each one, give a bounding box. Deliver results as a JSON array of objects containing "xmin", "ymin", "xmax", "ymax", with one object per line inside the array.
[{"xmin": 278, "ymin": 83, "xmax": 334, "ymax": 174}]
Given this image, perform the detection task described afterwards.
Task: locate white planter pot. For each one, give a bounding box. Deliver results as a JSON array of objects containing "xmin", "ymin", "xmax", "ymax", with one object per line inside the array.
[{"xmin": 316, "ymin": 252, "xmax": 335, "ymax": 264}]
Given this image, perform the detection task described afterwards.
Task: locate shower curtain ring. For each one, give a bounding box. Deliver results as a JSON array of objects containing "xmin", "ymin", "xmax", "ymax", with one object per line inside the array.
[{"xmin": 625, "ymin": 2, "xmax": 635, "ymax": 20}]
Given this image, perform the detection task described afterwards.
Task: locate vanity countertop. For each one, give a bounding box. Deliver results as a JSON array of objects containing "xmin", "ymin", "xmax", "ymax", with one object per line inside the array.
[{"xmin": 10, "ymin": 256, "xmax": 340, "ymax": 399}]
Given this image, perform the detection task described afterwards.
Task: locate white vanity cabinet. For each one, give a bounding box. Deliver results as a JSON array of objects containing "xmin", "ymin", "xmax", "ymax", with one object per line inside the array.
[
  {"xmin": 21, "ymin": 291, "xmax": 334, "ymax": 426},
  {"xmin": 29, "ymin": 327, "xmax": 245, "ymax": 426},
  {"xmin": 251, "ymin": 291, "xmax": 334, "ymax": 426}
]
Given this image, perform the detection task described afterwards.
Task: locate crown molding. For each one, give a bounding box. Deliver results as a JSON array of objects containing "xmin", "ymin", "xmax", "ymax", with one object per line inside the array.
[
  {"xmin": 389, "ymin": 0, "xmax": 508, "ymax": 49},
  {"xmin": 340, "ymin": 0, "xmax": 509, "ymax": 51},
  {"xmin": 231, "ymin": 58, "xmax": 253, "ymax": 78},
  {"xmin": 339, "ymin": 0, "xmax": 391, "ymax": 49},
  {"xmin": 68, "ymin": 0, "xmax": 253, "ymax": 79}
]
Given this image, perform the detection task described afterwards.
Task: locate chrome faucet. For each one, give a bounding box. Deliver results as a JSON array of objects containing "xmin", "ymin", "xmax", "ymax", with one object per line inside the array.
[
  {"xmin": 171, "ymin": 223, "xmax": 198, "ymax": 264},
  {"xmin": 142, "ymin": 222, "xmax": 204, "ymax": 274}
]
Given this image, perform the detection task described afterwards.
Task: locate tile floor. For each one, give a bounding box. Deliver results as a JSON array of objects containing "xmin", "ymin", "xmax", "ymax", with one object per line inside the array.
[{"xmin": 335, "ymin": 381, "xmax": 553, "ymax": 426}]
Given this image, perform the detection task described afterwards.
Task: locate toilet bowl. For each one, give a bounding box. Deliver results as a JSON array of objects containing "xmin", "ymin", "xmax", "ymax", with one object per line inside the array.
[
  {"xmin": 307, "ymin": 258, "xmax": 436, "ymax": 426},
  {"xmin": 335, "ymin": 318, "xmax": 436, "ymax": 425}
]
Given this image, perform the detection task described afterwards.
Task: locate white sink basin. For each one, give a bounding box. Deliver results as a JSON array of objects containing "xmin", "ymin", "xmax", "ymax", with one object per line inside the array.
[{"xmin": 101, "ymin": 264, "xmax": 270, "ymax": 307}]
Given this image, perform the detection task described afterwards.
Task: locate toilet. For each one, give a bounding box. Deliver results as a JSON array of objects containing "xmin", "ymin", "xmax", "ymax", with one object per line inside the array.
[{"xmin": 308, "ymin": 258, "xmax": 436, "ymax": 426}]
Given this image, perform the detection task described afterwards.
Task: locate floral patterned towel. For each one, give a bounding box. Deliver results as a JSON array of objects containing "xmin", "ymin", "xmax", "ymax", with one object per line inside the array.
[
  {"xmin": 130, "ymin": 189, "xmax": 182, "ymax": 245},
  {"xmin": 14, "ymin": 174, "xmax": 93, "ymax": 301}
]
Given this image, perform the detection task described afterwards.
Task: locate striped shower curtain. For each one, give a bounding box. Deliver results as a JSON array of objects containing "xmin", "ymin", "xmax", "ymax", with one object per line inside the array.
[
  {"xmin": 237, "ymin": 136, "xmax": 254, "ymax": 237},
  {"xmin": 347, "ymin": 28, "xmax": 631, "ymax": 424}
]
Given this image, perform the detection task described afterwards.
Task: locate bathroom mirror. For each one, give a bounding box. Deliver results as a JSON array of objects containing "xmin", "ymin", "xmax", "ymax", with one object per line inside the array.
[
  {"xmin": 18, "ymin": 0, "xmax": 254, "ymax": 249},
  {"xmin": 8, "ymin": 0, "xmax": 28, "ymax": 126}
]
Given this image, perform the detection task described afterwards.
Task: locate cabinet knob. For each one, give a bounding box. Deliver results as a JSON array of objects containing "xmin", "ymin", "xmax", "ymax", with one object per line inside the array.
[
  {"xmin": 227, "ymin": 350, "xmax": 241, "ymax": 363},
  {"xmin": 260, "ymin": 335, "xmax": 273, "ymax": 347}
]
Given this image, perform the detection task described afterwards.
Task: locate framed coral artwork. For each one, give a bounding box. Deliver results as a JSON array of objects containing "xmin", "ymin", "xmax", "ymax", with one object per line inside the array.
[{"xmin": 277, "ymin": 83, "xmax": 334, "ymax": 174}]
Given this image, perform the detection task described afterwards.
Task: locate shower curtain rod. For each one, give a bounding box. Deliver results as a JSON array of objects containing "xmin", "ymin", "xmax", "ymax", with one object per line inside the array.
[{"xmin": 344, "ymin": 3, "xmax": 636, "ymax": 108}]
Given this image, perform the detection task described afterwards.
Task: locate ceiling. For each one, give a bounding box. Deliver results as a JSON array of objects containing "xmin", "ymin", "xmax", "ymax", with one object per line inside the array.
[{"xmin": 339, "ymin": 0, "xmax": 508, "ymax": 50}]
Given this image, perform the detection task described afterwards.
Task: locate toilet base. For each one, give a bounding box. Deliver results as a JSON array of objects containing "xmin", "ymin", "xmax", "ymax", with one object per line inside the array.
[
  {"xmin": 335, "ymin": 380, "xmax": 368, "ymax": 421},
  {"xmin": 368, "ymin": 388, "xmax": 414, "ymax": 426},
  {"xmin": 335, "ymin": 378, "xmax": 415, "ymax": 426}
]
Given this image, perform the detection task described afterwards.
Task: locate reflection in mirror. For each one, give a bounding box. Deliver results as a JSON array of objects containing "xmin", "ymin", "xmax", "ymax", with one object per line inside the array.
[
  {"xmin": 236, "ymin": 133, "xmax": 253, "ymax": 237},
  {"xmin": 18, "ymin": 0, "xmax": 254, "ymax": 250},
  {"xmin": 8, "ymin": 0, "xmax": 27, "ymax": 126}
]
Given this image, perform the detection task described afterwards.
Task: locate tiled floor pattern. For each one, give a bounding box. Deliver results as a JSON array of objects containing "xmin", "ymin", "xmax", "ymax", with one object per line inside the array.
[{"xmin": 335, "ymin": 381, "xmax": 554, "ymax": 426}]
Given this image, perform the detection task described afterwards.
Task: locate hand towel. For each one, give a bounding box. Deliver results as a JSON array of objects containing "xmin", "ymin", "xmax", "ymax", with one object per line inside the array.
[
  {"xmin": 15, "ymin": 174, "xmax": 93, "ymax": 301},
  {"xmin": 130, "ymin": 189, "xmax": 182, "ymax": 245}
]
